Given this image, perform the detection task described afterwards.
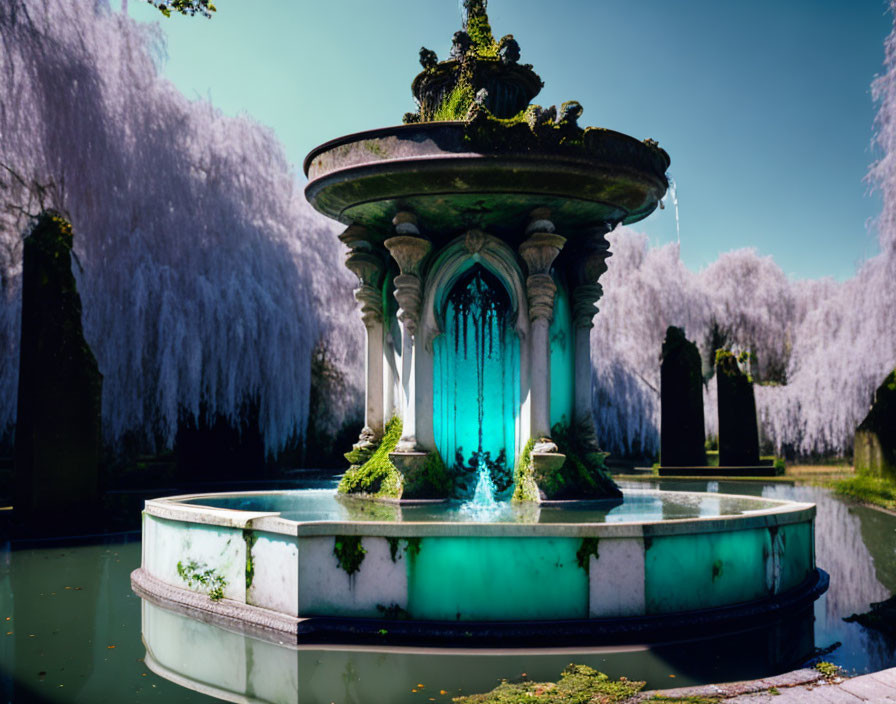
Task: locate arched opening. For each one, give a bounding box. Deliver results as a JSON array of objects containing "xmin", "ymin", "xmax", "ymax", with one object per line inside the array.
[{"xmin": 433, "ymin": 265, "xmax": 520, "ymax": 497}]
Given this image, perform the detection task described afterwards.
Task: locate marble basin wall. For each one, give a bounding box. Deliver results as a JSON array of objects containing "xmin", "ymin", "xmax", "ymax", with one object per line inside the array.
[{"xmin": 139, "ymin": 492, "xmax": 816, "ymax": 622}]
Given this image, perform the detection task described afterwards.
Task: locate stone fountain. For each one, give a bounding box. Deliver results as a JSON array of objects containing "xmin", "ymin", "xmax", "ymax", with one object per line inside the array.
[
  {"xmin": 132, "ymin": 0, "xmax": 826, "ymax": 650},
  {"xmin": 304, "ymin": 0, "xmax": 669, "ymax": 502}
]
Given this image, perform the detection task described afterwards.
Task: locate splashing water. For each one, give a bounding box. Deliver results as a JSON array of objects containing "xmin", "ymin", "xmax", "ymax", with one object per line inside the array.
[
  {"xmin": 460, "ymin": 458, "xmax": 499, "ymax": 520},
  {"xmin": 666, "ymin": 175, "xmax": 681, "ymax": 243}
]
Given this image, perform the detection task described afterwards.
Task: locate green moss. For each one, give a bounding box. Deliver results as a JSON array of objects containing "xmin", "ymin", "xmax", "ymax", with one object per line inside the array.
[
  {"xmin": 243, "ymin": 529, "xmax": 257, "ymax": 590},
  {"xmin": 176, "ymin": 559, "xmax": 226, "ymax": 601},
  {"xmin": 334, "ymin": 535, "xmax": 367, "ymax": 576},
  {"xmin": 511, "ymin": 438, "xmax": 539, "ymax": 502},
  {"xmin": 404, "ymin": 450, "xmax": 452, "ymax": 498},
  {"xmin": 433, "ymin": 81, "xmax": 475, "ymax": 121},
  {"xmin": 338, "ymin": 416, "xmax": 403, "ymax": 498},
  {"xmin": 453, "ymin": 664, "xmax": 644, "ymax": 704},
  {"xmin": 376, "ymin": 603, "xmax": 411, "ymax": 620},
  {"xmin": 404, "ymin": 536, "xmax": 422, "ymax": 558},
  {"xmin": 466, "ymin": 13, "xmax": 498, "ymax": 57},
  {"xmin": 538, "ymin": 423, "xmax": 620, "ymax": 500},
  {"xmin": 387, "ymin": 536, "xmax": 401, "ymax": 562},
  {"xmin": 575, "ymin": 538, "xmax": 599, "ymax": 572},
  {"xmin": 830, "ymin": 474, "xmax": 896, "ymax": 510},
  {"xmin": 814, "ymin": 661, "xmax": 843, "ymax": 680},
  {"xmin": 386, "ymin": 536, "xmax": 422, "ymax": 562}
]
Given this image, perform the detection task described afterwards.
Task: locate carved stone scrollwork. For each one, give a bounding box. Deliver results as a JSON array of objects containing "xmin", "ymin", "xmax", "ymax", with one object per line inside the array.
[
  {"xmin": 385, "ymin": 212, "xmax": 431, "ymax": 336},
  {"xmin": 519, "ymin": 210, "xmax": 566, "ymax": 322},
  {"xmin": 571, "ymin": 227, "xmax": 612, "ymax": 329},
  {"xmin": 340, "ymin": 225, "xmax": 386, "ymax": 328}
]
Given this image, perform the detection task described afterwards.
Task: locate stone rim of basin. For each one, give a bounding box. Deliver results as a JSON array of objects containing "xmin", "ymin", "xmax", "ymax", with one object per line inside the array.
[{"xmin": 143, "ymin": 488, "xmax": 815, "ymax": 539}]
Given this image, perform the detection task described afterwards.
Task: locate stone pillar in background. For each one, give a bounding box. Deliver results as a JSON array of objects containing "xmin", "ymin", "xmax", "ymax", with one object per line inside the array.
[
  {"xmin": 570, "ymin": 226, "xmax": 612, "ymax": 451},
  {"xmin": 716, "ymin": 350, "xmax": 760, "ymax": 466},
  {"xmin": 384, "ymin": 212, "xmax": 431, "ymax": 453},
  {"xmin": 14, "ymin": 212, "xmax": 102, "ymax": 529},
  {"xmin": 854, "ymin": 368, "xmax": 896, "ymax": 481},
  {"xmin": 339, "ymin": 225, "xmax": 387, "ymax": 454},
  {"xmin": 660, "ymin": 326, "xmax": 706, "ymax": 467},
  {"xmin": 519, "ymin": 209, "xmax": 566, "ymax": 446}
]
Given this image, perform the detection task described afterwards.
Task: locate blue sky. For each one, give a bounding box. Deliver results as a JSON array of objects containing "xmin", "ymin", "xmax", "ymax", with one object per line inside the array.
[{"xmin": 124, "ymin": 0, "xmax": 891, "ymax": 281}]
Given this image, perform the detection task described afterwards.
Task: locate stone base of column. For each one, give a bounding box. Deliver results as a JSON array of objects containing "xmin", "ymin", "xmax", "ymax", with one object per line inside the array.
[
  {"xmin": 388, "ymin": 451, "xmax": 453, "ymax": 500},
  {"xmin": 530, "ymin": 451, "xmax": 566, "ymax": 475}
]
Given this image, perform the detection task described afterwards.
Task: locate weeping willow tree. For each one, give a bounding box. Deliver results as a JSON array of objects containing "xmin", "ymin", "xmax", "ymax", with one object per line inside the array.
[
  {"xmin": 0, "ymin": 0, "xmax": 363, "ymax": 455},
  {"xmin": 591, "ymin": 2, "xmax": 896, "ymax": 459}
]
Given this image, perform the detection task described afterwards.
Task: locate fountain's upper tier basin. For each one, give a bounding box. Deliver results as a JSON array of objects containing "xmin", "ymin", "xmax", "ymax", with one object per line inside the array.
[{"xmin": 303, "ymin": 123, "xmax": 669, "ymax": 241}]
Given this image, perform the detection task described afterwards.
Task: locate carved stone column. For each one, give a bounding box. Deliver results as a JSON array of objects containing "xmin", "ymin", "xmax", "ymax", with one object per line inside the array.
[
  {"xmin": 570, "ymin": 226, "xmax": 613, "ymax": 451},
  {"xmin": 518, "ymin": 208, "xmax": 566, "ymax": 447},
  {"xmin": 339, "ymin": 225, "xmax": 387, "ymax": 451},
  {"xmin": 384, "ymin": 212, "xmax": 431, "ymax": 453}
]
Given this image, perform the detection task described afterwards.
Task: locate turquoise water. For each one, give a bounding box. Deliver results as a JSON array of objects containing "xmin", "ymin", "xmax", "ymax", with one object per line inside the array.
[{"xmin": 180, "ymin": 488, "xmax": 785, "ymax": 523}]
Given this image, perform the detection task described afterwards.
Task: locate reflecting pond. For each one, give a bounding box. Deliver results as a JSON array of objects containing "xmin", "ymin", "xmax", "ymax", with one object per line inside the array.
[{"xmin": 0, "ymin": 479, "xmax": 893, "ymax": 703}]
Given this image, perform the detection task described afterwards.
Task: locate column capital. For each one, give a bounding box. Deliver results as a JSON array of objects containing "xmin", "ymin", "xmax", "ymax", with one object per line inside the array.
[
  {"xmin": 342, "ymin": 226, "xmax": 387, "ymax": 327},
  {"xmin": 519, "ymin": 211, "xmax": 566, "ymax": 323},
  {"xmin": 570, "ymin": 226, "xmax": 613, "ymax": 329},
  {"xmin": 385, "ymin": 215, "xmax": 431, "ymax": 336}
]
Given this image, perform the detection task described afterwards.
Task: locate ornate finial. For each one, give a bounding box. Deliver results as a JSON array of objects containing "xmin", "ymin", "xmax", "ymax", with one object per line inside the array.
[
  {"xmin": 419, "ymin": 47, "xmax": 438, "ymax": 70},
  {"xmin": 498, "ymin": 35, "xmax": 520, "ymax": 64}
]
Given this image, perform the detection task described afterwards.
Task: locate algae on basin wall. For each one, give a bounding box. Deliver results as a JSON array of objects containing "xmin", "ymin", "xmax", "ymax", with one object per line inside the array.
[
  {"xmin": 854, "ymin": 368, "xmax": 896, "ymax": 481},
  {"xmin": 14, "ymin": 212, "xmax": 102, "ymax": 525}
]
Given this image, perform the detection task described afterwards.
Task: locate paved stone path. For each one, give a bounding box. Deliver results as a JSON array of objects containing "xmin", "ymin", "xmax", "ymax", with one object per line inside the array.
[{"xmin": 646, "ymin": 667, "xmax": 896, "ymax": 703}]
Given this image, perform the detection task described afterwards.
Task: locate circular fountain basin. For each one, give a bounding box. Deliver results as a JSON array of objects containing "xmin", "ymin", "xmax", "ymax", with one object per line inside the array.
[
  {"xmin": 303, "ymin": 123, "xmax": 669, "ymax": 240},
  {"xmin": 132, "ymin": 489, "xmax": 825, "ymax": 643}
]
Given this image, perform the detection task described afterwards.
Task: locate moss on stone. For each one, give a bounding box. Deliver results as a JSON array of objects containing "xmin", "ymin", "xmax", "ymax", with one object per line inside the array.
[
  {"xmin": 433, "ymin": 82, "xmax": 476, "ymax": 121},
  {"xmin": 575, "ymin": 538, "xmax": 599, "ymax": 572},
  {"xmin": 511, "ymin": 437, "xmax": 538, "ymax": 502},
  {"xmin": 243, "ymin": 529, "xmax": 257, "ymax": 590},
  {"xmin": 338, "ymin": 416, "xmax": 403, "ymax": 498},
  {"xmin": 403, "ymin": 450, "xmax": 453, "ymax": 498},
  {"xmin": 453, "ymin": 664, "xmax": 644, "ymax": 704},
  {"xmin": 333, "ymin": 535, "xmax": 366, "ymax": 576},
  {"xmin": 540, "ymin": 423, "xmax": 621, "ymax": 500}
]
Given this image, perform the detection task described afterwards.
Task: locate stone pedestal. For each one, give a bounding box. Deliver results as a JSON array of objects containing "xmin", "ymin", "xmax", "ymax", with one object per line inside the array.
[
  {"xmin": 716, "ymin": 350, "xmax": 760, "ymax": 467},
  {"xmin": 14, "ymin": 213, "xmax": 102, "ymax": 529},
  {"xmin": 854, "ymin": 368, "xmax": 896, "ymax": 481},
  {"xmin": 660, "ymin": 326, "xmax": 706, "ymax": 467}
]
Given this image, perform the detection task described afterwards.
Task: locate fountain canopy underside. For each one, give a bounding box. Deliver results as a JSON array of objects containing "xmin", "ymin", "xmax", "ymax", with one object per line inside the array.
[{"xmin": 132, "ymin": 489, "xmax": 827, "ymax": 644}]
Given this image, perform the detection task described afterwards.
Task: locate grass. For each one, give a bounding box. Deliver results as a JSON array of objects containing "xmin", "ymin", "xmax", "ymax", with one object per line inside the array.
[{"xmin": 830, "ymin": 473, "xmax": 896, "ymax": 511}]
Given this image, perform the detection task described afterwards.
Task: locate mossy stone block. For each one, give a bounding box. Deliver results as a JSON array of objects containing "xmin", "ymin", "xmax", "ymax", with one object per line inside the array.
[
  {"xmin": 854, "ymin": 369, "xmax": 896, "ymax": 481},
  {"xmin": 716, "ymin": 350, "xmax": 760, "ymax": 467},
  {"xmin": 660, "ymin": 326, "xmax": 706, "ymax": 467},
  {"xmin": 14, "ymin": 213, "xmax": 101, "ymax": 523}
]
